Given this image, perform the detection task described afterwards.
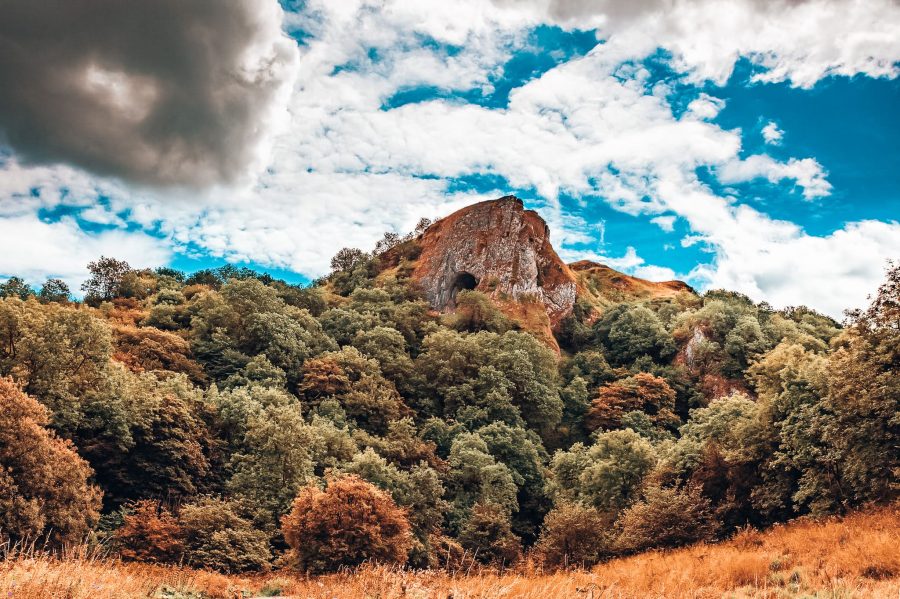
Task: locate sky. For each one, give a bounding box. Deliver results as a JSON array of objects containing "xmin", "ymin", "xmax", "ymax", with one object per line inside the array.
[{"xmin": 0, "ymin": 0, "xmax": 898, "ymax": 318}]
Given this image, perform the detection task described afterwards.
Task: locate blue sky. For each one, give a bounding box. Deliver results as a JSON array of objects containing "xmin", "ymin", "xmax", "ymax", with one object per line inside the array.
[{"xmin": 0, "ymin": 0, "xmax": 898, "ymax": 317}]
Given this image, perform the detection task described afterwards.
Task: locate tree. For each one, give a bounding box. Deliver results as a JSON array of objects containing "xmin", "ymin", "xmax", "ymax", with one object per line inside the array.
[
  {"xmin": 226, "ymin": 401, "xmax": 317, "ymax": 524},
  {"xmin": 81, "ymin": 256, "xmax": 131, "ymax": 304},
  {"xmin": 615, "ymin": 485, "xmax": 716, "ymax": 552},
  {"xmin": 79, "ymin": 370, "xmax": 212, "ymax": 508},
  {"xmin": 0, "ymin": 377, "xmax": 101, "ymax": 545},
  {"xmin": 373, "ymin": 231, "xmax": 401, "ymax": 255},
  {"xmin": 458, "ymin": 502, "xmax": 522, "ymax": 567},
  {"xmin": 0, "ymin": 276, "xmax": 34, "ymax": 300},
  {"xmin": 38, "ymin": 278, "xmax": 71, "ymax": 303},
  {"xmin": 446, "ymin": 432, "xmax": 519, "ymax": 529},
  {"xmin": 112, "ymin": 325, "xmax": 206, "ymax": 383},
  {"xmin": 299, "ymin": 347, "xmax": 408, "ymax": 434},
  {"xmin": 0, "ymin": 298, "xmax": 112, "ymax": 430},
  {"xmin": 282, "ymin": 475, "xmax": 412, "ymax": 573},
  {"xmin": 595, "ymin": 304, "xmax": 675, "ymax": 365},
  {"xmin": 588, "ymin": 373, "xmax": 679, "ymax": 432},
  {"xmin": 535, "ymin": 502, "xmax": 611, "ymax": 569},
  {"xmin": 330, "ymin": 247, "xmax": 368, "ymax": 273},
  {"xmin": 550, "ymin": 429, "xmax": 656, "ymax": 511}
]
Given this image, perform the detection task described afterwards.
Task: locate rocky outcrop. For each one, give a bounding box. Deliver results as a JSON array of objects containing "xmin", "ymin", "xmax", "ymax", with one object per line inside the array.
[{"xmin": 410, "ymin": 196, "xmax": 578, "ymax": 327}]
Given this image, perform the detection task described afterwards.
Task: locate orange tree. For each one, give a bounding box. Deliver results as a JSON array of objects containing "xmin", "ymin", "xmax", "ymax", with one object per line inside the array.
[{"xmin": 281, "ymin": 475, "xmax": 412, "ymax": 573}]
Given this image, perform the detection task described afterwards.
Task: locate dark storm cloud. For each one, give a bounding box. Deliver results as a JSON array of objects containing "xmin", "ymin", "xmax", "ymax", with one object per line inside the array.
[{"xmin": 0, "ymin": 0, "xmax": 298, "ymax": 187}]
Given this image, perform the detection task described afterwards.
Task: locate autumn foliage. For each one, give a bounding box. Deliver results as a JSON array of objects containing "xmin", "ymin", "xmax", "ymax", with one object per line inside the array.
[
  {"xmin": 587, "ymin": 372, "xmax": 678, "ymax": 432},
  {"xmin": 281, "ymin": 475, "xmax": 412, "ymax": 573},
  {"xmin": 0, "ymin": 377, "xmax": 101, "ymax": 545}
]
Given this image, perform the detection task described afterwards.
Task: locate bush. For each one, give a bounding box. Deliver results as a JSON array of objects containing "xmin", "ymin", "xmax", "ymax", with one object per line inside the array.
[
  {"xmin": 615, "ymin": 485, "xmax": 716, "ymax": 553},
  {"xmin": 179, "ymin": 498, "xmax": 271, "ymax": 573},
  {"xmin": 115, "ymin": 500, "xmax": 184, "ymax": 563},
  {"xmin": 281, "ymin": 475, "xmax": 412, "ymax": 573},
  {"xmin": 534, "ymin": 502, "xmax": 611, "ymax": 569}
]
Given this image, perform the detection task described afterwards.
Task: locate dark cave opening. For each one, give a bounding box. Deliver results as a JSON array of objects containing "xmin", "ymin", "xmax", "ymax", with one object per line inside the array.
[{"xmin": 449, "ymin": 271, "xmax": 478, "ymax": 305}]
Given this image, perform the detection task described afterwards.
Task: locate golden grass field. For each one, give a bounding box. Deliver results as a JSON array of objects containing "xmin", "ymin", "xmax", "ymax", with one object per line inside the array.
[{"xmin": 2, "ymin": 505, "xmax": 898, "ymax": 599}]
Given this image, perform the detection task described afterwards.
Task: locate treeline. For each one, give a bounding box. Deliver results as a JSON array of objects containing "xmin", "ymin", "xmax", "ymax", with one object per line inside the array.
[{"xmin": 0, "ymin": 247, "xmax": 897, "ymax": 573}]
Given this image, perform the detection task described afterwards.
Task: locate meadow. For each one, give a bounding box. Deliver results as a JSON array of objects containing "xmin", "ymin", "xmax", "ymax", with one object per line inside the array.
[{"xmin": 2, "ymin": 505, "xmax": 897, "ymax": 599}]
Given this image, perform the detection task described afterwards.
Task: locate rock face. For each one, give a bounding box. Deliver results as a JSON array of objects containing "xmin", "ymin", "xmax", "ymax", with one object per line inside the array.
[{"xmin": 411, "ymin": 196, "xmax": 577, "ymax": 326}]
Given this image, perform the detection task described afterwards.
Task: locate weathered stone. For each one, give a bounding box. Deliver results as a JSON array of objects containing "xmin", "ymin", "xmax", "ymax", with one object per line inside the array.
[{"xmin": 410, "ymin": 196, "xmax": 577, "ymax": 326}]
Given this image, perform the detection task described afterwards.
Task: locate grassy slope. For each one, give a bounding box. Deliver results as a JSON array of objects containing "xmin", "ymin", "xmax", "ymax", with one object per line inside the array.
[{"xmin": 2, "ymin": 505, "xmax": 897, "ymax": 598}]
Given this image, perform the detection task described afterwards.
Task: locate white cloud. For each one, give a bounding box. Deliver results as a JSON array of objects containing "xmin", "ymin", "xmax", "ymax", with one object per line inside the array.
[
  {"xmin": 0, "ymin": 0, "xmax": 897, "ymax": 318},
  {"xmin": 690, "ymin": 217, "xmax": 900, "ymax": 319},
  {"xmin": 651, "ymin": 215, "xmax": 677, "ymax": 232},
  {"xmin": 718, "ymin": 155, "xmax": 832, "ymax": 200},
  {"xmin": 762, "ymin": 121, "xmax": 784, "ymax": 145},
  {"xmin": 491, "ymin": 0, "xmax": 900, "ymax": 87},
  {"xmin": 0, "ymin": 214, "xmax": 171, "ymax": 293}
]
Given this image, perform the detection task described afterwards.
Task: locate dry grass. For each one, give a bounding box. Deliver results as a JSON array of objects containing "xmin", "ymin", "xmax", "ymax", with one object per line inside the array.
[{"xmin": 2, "ymin": 506, "xmax": 898, "ymax": 598}]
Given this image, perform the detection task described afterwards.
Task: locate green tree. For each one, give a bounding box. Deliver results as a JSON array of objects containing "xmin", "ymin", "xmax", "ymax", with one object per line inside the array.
[
  {"xmin": 595, "ymin": 304, "xmax": 676, "ymax": 365},
  {"xmin": 38, "ymin": 278, "xmax": 71, "ymax": 303},
  {"xmin": 81, "ymin": 256, "xmax": 131, "ymax": 304},
  {"xmin": 550, "ymin": 429, "xmax": 656, "ymax": 511},
  {"xmin": 458, "ymin": 502, "xmax": 522, "ymax": 567},
  {"xmin": 0, "ymin": 276, "xmax": 34, "ymax": 300}
]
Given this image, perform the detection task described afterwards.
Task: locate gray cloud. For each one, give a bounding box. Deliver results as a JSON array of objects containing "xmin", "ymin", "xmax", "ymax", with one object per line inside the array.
[
  {"xmin": 0, "ymin": 0, "xmax": 298, "ymax": 187},
  {"xmin": 492, "ymin": 0, "xmax": 813, "ymax": 27}
]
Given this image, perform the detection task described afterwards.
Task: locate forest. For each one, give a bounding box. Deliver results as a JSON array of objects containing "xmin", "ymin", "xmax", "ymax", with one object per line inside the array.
[{"xmin": 0, "ymin": 237, "xmax": 897, "ymax": 576}]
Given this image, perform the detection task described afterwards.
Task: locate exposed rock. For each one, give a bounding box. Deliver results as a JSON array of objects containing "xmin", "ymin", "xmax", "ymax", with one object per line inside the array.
[{"xmin": 410, "ymin": 196, "xmax": 578, "ymax": 327}]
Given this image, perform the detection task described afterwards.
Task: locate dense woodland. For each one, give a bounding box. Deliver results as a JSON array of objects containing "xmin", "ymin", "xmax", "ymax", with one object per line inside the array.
[{"xmin": 0, "ymin": 235, "xmax": 897, "ymax": 574}]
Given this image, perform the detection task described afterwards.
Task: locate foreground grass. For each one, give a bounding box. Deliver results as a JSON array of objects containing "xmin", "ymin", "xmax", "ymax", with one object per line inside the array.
[{"xmin": 2, "ymin": 506, "xmax": 897, "ymax": 598}]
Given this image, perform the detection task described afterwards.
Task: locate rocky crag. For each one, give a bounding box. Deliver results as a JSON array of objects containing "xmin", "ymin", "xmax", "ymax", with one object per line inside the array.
[
  {"xmin": 383, "ymin": 195, "xmax": 693, "ymax": 343},
  {"xmin": 410, "ymin": 196, "xmax": 577, "ymax": 326}
]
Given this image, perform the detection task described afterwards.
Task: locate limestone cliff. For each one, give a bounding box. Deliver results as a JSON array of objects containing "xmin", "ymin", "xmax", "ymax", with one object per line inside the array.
[
  {"xmin": 379, "ymin": 195, "xmax": 694, "ymax": 344},
  {"xmin": 409, "ymin": 196, "xmax": 578, "ymax": 327}
]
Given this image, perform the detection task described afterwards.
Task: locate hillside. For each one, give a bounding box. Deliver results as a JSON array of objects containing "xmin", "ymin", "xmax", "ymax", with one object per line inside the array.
[
  {"xmin": 570, "ymin": 259, "xmax": 694, "ymax": 306},
  {"xmin": 0, "ymin": 197, "xmax": 897, "ymax": 590}
]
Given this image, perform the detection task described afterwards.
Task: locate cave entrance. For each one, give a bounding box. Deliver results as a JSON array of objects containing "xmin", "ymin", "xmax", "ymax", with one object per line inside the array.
[{"xmin": 449, "ymin": 271, "xmax": 478, "ymax": 306}]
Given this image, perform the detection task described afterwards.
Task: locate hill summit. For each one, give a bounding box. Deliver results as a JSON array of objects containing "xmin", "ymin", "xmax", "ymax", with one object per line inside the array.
[{"xmin": 390, "ymin": 195, "xmax": 692, "ymax": 333}]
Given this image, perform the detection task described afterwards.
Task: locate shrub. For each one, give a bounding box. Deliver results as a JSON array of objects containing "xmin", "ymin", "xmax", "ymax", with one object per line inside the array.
[
  {"xmin": 281, "ymin": 475, "xmax": 412, "ymax": 573},
  {"xmin": 115, "ymin": 500, "xmax": 184, "ymax": 563},
  {"xmin": 534, "ymin": 502, "xmax": 611, "ymax": 569},
  {"xmin": 615, "ymin": 485, "xmax": 716, "ymax": 552},
  {"xmin": 179, "ymin": 498, "xmax": 271, "ymax": 573}
]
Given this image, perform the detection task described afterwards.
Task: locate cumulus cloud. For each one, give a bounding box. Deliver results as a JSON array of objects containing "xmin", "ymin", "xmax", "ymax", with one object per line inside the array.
[
  {"xmin": 651, "ymin": 215, "xmax": 677, "ymax": 232},
  {"xmin": 0, "ymin": 0, "xmax": 298, "ymax": 186},
  {"xmin": 718, "ymin": 155, "xmax": 832, "ymax": 199},
  {"xmin": 490, "ymin": 0, "xmax": 900, "ymax": 87},
  {"xmin": 762, "ymin": 121, "xmax": 784, "ymax": 144},
  {"xmin": 0, "ymin": 214, "xmax": 171, "ymax": 292},
  {"xmin": 1, "ymin": 0, "xmax": 897, "ymax": 319},
  {"xmin": 690, "ymin": 216, "xmax": 900, "ymax": 319}
]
